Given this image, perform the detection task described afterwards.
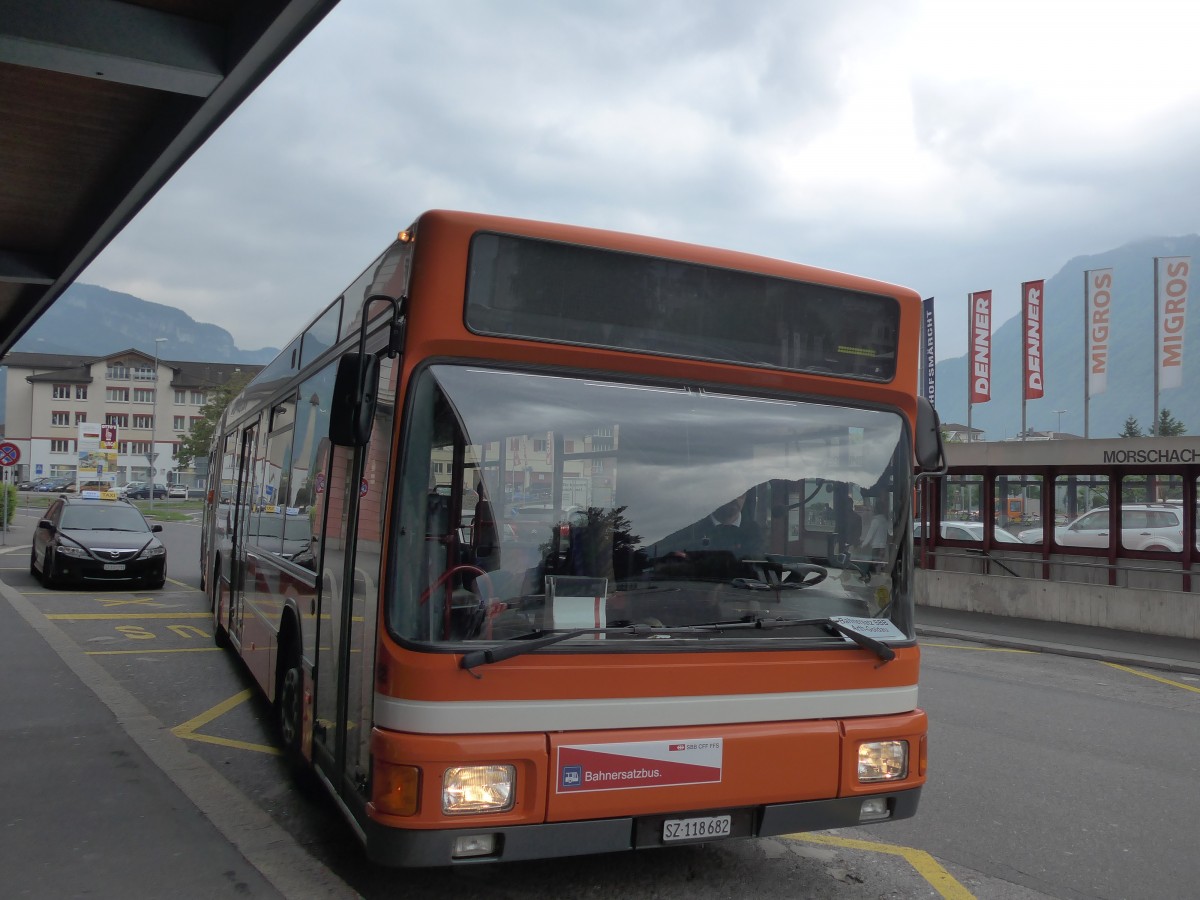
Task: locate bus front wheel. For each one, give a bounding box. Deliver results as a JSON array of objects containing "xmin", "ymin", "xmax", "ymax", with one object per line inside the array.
[{"xmin": 276, "ymin": 635, "xmax": 307, "ymax": 775}]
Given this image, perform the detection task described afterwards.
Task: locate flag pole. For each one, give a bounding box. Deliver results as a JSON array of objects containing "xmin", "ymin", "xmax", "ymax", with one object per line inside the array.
[
  {"xmin": 966, "ymin": 294, "xmax": 972, "ymax": 442},
  {"xmin": 1020, "ymin": 283, "xmax": 1027, "ymax": 440},
  {"xmin": 1083, "ymin": 270, "xmax": 1090, "ymax": 438},
  {"xmin": 1153, "ymin": 258, "xmax": 1160, "ymax": 435}
]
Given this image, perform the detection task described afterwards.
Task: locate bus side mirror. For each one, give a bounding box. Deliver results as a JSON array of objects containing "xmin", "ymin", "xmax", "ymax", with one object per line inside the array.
[
  {"xmin": 915, "ymin": 397, "xmax": 946, "ymax": 474},
  {"xmin": 329, "ymin": 352, "xmax": 380, "ymax": 447}
]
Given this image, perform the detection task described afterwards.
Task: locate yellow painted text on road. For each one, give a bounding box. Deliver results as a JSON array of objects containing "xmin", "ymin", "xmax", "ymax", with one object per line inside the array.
[{"xmin": 88, "ymin": 647, "xmax": 220, "ymax": 655}]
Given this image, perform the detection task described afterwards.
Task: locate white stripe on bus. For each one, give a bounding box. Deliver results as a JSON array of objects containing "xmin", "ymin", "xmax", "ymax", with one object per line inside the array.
[{"xmin": 373, "ymin": 685, "xmax": 919, "ymax": 734}]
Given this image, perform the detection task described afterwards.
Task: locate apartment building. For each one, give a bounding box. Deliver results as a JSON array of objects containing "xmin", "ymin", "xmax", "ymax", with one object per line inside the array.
[{"xmin": 1, "ymin": 349, "xmax": 261, "ymax": 487}]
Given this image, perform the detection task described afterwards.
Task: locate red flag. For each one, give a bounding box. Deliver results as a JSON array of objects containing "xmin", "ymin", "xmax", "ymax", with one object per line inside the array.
[{"xmin": 1022, "ymin": 280, "xmax": 1044, "ymax": 400}]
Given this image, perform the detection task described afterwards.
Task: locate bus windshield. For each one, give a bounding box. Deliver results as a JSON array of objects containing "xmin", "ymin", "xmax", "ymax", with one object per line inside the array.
[{"xmin": 390, "ymin": 364, "xmax": 912, "ymax": 648}]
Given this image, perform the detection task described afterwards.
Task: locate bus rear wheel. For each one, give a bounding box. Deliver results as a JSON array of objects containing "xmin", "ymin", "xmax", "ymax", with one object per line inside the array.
[{"xmin": 211, "ymin": 560, "xmax": 230, "ymax": 648}]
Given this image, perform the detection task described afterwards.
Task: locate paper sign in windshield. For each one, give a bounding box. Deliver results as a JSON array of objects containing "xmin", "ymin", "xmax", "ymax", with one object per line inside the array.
[
  {"xmin": 557, "ymin": 738, "xmax": 723, "ymax": 793},
  {"xmin": 830, "ymin": 616, "xmax": 906, "ymax": 643}
]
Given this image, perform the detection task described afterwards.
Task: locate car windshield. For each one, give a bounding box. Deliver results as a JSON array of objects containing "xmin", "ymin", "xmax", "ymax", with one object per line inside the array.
[
  {"xmin": 60, "ymin": 504, "xmax": 150, "ymax": 532},
  {"xmin": 387, "ymin": 365, "xmax": 913, "ymax": 648}
]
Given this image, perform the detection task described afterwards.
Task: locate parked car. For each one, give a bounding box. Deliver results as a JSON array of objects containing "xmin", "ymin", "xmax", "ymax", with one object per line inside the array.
[
  {"xmin": 36, "ymin": 476, "xmax": 74, "ymax": 493},
  {"xmin": 167, "ymin": 484, "xmax": 190, "ymax": 499},
  {"xmin": 1017, "ymin": 504, "xmax": 1184, "ymax": 552},
  {"xmin": 916, "ymin": 521, "xmax": 1022, "ymax": 543},
  {"xmin": 30, "ymin": 495, "xmax": 166, "ymax": 589},
  {"xmin": 125, "ymin": 483, "xmax": 169, "ymax": 500},
  {"xmin": 118, "ymin": 481, "xmax": 148, "ymax": 498},
  {"xmin": 17, "ymin": 477, "xmax": 49, "ymax": 491}
]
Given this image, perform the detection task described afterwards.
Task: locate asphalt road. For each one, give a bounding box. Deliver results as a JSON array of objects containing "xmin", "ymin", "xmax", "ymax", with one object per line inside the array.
[{"xmin": 3, "ymin": 502, "xmax": 1198, "ymax": 899}]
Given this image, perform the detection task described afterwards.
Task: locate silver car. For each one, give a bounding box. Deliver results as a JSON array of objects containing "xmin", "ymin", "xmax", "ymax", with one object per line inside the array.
[
  {"xmin": 1017, "ymin": 505, "xmax": 1183, "ymax": 552},
  {"xmin": 915, "ymin": 521, "xmax": 1022, "ymax": 544}
]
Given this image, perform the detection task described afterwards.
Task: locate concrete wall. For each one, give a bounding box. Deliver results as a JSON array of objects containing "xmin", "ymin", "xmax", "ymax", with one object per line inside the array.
[{"xmin": 917, "ymin": 569, "xmax": 1200, "ymax": 640}]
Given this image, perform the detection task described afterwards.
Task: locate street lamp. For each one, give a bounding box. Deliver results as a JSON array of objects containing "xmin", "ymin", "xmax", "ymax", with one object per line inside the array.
[
  {"xmin": 149, "ymin": 338, "xmax": 167, "ymax": 512},
  {"xmin": 1053, "ymin": 409, "xmax": 1067, "ymax": 435}
]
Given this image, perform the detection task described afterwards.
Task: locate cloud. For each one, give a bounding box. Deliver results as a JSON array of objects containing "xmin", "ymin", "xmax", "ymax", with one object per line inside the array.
[{"xmin": 81, "ymin": 0, "xmax": 1200, "ymax": 358}]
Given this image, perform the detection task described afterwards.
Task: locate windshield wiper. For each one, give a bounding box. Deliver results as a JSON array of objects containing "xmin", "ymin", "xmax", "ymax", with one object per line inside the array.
[
  {"xmin": 690, "ymin": 615, "xmax": 896, "ymax": 662},
  {"xmin": 460, "ymin": 624, "xmax": 689, "ymax": 673},
  {"xmin": 459, "ymin": 614, "xmax": 896, "ymax": 673}
]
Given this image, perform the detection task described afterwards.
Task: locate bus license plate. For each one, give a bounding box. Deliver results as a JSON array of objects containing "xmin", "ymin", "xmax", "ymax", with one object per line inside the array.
[
  {"xmin": 103, "ymin": 563, "xmax": 125, "ymax": 571},
  {"xmin": 663, "ymin": 814, "xmax": 731, "ymax": 842}
]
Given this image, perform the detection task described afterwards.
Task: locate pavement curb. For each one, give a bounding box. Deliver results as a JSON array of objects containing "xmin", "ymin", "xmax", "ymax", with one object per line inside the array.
[
  {"xmin": 0, "ymin": 576, "xmax": 361, "ymax": 900},
  {"xmin": 917, "ymin": 625, "xmax": 1200, "ymax": 677}
]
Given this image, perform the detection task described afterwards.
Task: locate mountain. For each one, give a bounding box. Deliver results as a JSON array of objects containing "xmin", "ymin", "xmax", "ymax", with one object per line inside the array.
[
  {"xmin": 1, "ymin": 283, "xmax": 279, "ymax": 425},
  {"xmin": 933, "ymin": 235, "xmax": 1200, "ymax": 439}
]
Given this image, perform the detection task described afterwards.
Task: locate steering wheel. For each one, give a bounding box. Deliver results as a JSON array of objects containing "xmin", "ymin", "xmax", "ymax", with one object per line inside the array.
[{"xmin": 784, "ymin": 563, "xmax": 827, "ymax": 587}]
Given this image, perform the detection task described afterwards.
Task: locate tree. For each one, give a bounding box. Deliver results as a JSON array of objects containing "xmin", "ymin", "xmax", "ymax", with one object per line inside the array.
[
  {"xmin": 1119, "ymin": 416, "xmax": 1143, "ymax": 438},
  {"xmin": 174, "ymin": 372, "xmax": 253, "ymax": 469},
  {"xmin": 1155, "ymin": 408, "xmax": 1187, "ymax": 437}
]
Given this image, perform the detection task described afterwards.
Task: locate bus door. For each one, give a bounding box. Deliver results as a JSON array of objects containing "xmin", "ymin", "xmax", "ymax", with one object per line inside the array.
[
  {"xmin": 228, "ymin": 421, "xmax": 259, "ymax": 644},
  {"xmin": 312, "ymin": 345, "xmax": 397, "ymax": 801}
]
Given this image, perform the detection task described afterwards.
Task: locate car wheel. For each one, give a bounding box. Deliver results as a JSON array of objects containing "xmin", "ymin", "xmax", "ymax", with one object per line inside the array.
[{"xmin": 41, "ymin": 550, "xmax": 58, "ymax": 588}]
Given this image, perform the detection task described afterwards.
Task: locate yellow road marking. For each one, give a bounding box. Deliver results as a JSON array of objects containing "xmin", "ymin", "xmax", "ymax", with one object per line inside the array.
[
  {"xmin": 176, "ymin": 731, "xmax": 282, "ymax": 755},
  {"xmin": 45, "ymin": 612, "xmax": 209, "ymax": 619},
  {"xmin": 922, "ymin": 641, "xmax": 1033, "ymax": 653},
  {"xmin": 171, "ymin": 689, "xmax": 281, "ymax": 756},
  {"xmin": 790, "ymin": 833, "xmax": 975, "ymax": 899},
  {"xmin": 87, "ymin": 647, "xmax": 221, "ymax": 655},
  {"xmin": 1104, "ymin": 662, "xmax": 1200, "ymax": 694}
]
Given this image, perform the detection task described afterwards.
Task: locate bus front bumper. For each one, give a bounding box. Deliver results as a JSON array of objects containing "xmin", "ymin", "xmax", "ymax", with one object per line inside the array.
[{"xmin": 363, "ymin": 786, "xmax": 922, "ymax": 867}]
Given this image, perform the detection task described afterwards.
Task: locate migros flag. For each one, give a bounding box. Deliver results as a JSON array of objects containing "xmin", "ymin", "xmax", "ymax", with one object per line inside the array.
[
  {"xmin": 1086, "ymin": 269, "xmax": 1113, "ymax": 397},
  {"xmin": 970, "ymin": 291, "xmax": 992, "ymax": 403},
  {"xmin": 1022, "ymin": 280, "xmax": 1045, "ymax": 400},
  {"xmin": 1156, "ymin": 257, "xmax": 1190, "ymax": 390}
]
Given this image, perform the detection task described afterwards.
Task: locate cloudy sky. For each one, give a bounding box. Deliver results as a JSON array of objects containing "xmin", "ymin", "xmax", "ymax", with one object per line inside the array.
[{"xmin": 82, "ymin": 0, "xmax": 1200, "ymax": 360}]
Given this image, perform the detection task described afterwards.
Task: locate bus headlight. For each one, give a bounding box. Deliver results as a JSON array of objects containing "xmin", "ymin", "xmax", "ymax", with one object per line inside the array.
[
  {"xmin": 858, "ymin": 741, "xmax": 908, "ymax": 782},
  {"xmin": 442, "ymin": 765, "xmax": 516, "ymax": 814}
]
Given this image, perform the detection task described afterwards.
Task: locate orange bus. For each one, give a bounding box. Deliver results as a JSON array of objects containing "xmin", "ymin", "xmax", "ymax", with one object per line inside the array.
[{"xmin": 202, "ymin": 210, "xmax": 945, "ymax": 866}]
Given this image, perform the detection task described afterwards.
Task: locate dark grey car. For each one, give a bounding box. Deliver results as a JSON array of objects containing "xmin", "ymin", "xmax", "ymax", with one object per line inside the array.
[{"xmin": 31, "ymin": 497, "xmax": 167, "ymax": 589}]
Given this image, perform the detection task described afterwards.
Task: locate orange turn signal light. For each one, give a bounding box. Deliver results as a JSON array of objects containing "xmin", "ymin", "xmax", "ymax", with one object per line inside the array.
[{"xmin": 374, "ymin": 762, "xmax": 420, "ymax": 817}]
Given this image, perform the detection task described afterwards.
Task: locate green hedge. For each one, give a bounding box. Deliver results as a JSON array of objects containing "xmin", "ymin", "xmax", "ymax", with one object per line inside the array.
[{"xmin": 1, "ymin": 483, "xmax": 15, "ymax": 527}]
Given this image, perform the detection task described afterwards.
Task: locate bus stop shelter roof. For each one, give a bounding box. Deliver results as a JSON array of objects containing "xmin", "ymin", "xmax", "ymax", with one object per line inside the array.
[{"xmin": 0, "ymin": 0, "xmax": 341, "ymax": 357}]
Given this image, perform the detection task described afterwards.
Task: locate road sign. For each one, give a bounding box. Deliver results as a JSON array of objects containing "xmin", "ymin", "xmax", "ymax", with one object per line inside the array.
[{"xmin": 0, "ymin": 442, "xmax": 20, "ymax": 467}]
